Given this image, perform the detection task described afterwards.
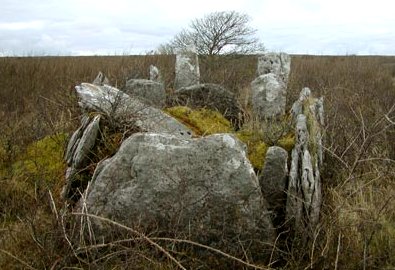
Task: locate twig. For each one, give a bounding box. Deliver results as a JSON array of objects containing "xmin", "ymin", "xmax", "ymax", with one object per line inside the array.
[
  {"xmin": 151, "ymin": 237, "xmax": 272, "ymax": 270},
  {"xmin": 72, "ymin": 213, "xmax": 187, "ymax": 270},
  {"xmin": 334, "ymin": 233, "xmax": 341, "ymax": 270}
]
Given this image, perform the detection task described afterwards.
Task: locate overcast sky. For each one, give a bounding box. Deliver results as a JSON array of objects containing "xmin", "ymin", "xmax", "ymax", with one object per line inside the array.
[{"xmin": 1, "ymin": 0, "xmax": 394, "ymax": 56}]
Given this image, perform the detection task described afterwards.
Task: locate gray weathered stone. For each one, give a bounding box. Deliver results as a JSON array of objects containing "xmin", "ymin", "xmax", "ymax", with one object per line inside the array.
[
  {"xmin": 65, "ymin": 115, "xmax": 90, "ymax": 166},
  {"xmin": 149, "ymin": 65, "xmax": 161, "ymax": 82},
  {"xmin": 124, "ymin": 79, "xmax": 165, "ymax": 108},
  {"xmin": 72, "ymin": 115, "xmax": 101, "ymax": 169},
  {"xmin": 174, "ymin": 45, "xmax": 200, "ymax": 89},
  {"xmin": 62, "ymin": 114, "xmax": 101, "ymax": 200},
  {"xmin": 81, "ymin": 132, "xmax": 275, "ymax": 253},
  {"xmin": 92, "ymin": 71, "xmax": 110, "ymax": 86},
  {"xmin": 75, "ymin": 83, "xmax": 192, "ymax": 137},
  {"xmin": 290, "ymin": 87, "xmax": 312, "ymax": 120},
  {"xmin": 251, "ymin": 73, "xmax": 287, "ymax": 119},
  {"xmin": 259, "ymin": 146, "xmax": 288, "ymax": 226},
  {"xmin": 257, "ymin": 52, "xmax": 291, "ymax": 83},
  {"xmin": 170, "ymin": 83, "xmax": 242, "ymax": 124},
  {"xmin": 286, "ymin": 95, "xmax": 324, "ymax": 237}
]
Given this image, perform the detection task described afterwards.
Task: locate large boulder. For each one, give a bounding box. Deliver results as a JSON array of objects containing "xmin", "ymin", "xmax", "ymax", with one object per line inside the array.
[
  {"xmin": 174, "ymin": 45, "xmax": 200, "ymax": 89},
  {"xmin": 75, "ymin": 83, "xmax": 192, "ymax": 137},
  {"xmin": 169, "ymin": 83, "xmax": 242, "ymax": 125},
  {"xmin": 123, "ymin": 78, "xmax": 165, "ymax": 108},
  {"xmin": 80, "ymin": 132, "xmax": 275, "ymax": 257}
]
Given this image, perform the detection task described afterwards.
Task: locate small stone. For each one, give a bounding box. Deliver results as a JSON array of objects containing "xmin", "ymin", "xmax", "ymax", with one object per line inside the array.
[
  {"xmin": 149, "ymin": 65, "xmax": 161, "ymax": 82},
  {"xmin": 92, "ymin": 71, "xmax": 110, "ymax": 86}
]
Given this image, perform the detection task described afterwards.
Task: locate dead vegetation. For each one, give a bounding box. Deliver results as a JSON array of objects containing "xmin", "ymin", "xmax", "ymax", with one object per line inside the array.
[{"xmin": 0, "ymin": 54, "xmax": 394, "ymax": 269}]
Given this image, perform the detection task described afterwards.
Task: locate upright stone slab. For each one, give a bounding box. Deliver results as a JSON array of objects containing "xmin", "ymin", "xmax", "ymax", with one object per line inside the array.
[
  {"xmin": 174, "ymin": 45, "xmax": 200, "ymax": 90},
  {"xmin": 286, "ymin": 88, "xmax": 324, "ymax": 239},
  {"xmin": 259, "ymin": 146, "xmax": 288, "ymax": 227},
  {"xmin": 257, "ymin": 52, "xmax": 291, "ymax": 83},
  {"xmin": 149, "ymin": 65, "xmax": 161, "ymax": 82},
  {"xmin": 251, "ymin": 73, "xmax": 287, "ymax": 119},
  {"xmin": 251, "ymin": 52, "xmax": 290, "ymax": 120}
]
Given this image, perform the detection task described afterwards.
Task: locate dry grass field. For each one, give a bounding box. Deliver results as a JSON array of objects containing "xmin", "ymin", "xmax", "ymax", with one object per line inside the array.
[{"xmin": 0, "ymin": 54, "xmax": 394, "ymax": 269}]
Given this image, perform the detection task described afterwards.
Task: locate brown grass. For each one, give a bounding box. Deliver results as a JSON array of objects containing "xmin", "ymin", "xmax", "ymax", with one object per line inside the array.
[{"xmin": 0, "ymin": 54, "xmax": 394, "ymax": 269}]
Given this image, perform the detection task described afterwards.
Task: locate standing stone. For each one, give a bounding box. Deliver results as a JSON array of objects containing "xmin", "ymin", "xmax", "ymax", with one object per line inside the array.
[
  {"xmin": 251, "ymin": 52, "xmax": 290, "ymax": 120},
  {"xmin": 92, "ymin": 71, "xmax": 110, "ymax": 86},
  {"xmin": 257, "ymin": 52, "xmax": 291, "ymax": 83},
  {"xmin": 259, "ymin": 146, "xmax": 288, "ymax": 227},
  {"xmin": 286, "ymin": 89, "xmax": 324, "ymax": 239},
  {"xmin": 174, "ymin": 45, "xmax": 200, "ymax": 90},
  {"xmin": 124, "ymin": 79, "xmax": 165, "ymax": 108},
  {"xmin": 251, "ymin": 73, "xmax": 287, "ymax": 119},
  {"xmin": 149, "ymin": 65, "xmax": 161, "ymax": 82}
]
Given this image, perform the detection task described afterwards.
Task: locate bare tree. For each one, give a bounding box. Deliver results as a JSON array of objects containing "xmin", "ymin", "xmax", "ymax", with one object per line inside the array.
[{"xmin": 158, "ymin": 11, "xmax": 264, "ymax": 55}]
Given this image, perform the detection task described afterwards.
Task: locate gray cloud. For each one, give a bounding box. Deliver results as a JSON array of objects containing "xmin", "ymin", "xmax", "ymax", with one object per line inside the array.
[{"xmin": 1, "ymin": 0, "xmax": 394, "ymax": 56}]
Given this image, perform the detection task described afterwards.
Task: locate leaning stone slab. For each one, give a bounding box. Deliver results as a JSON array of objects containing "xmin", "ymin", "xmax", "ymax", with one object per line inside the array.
[
  {"xmin": 251, "ymin": 73, "xmax": 287, "ymax": 119},
  {"xmin": 72, "ymin": 114, "xmax": 101, "ymax": 169},
  {"xmin": 174, "ymin": 45, "xmax": 200, "ymax": 89},
  {"xmin": 62, "ymin": 114, "xmax": 101, "ymax": 200},
  {"xmin": 75, "ymin": 83, "xmax": 192, "ymax": 137},
  {"xmin": 65, "ymin": 115, "xmax": 90, "ymax": 166},
  {"xmin": 79, "ymin": 132, "xmax": 275, "ymax": 256},
  {"xmin": 123, "ymin": 79, "xmax": 165, "ymax": 108}
]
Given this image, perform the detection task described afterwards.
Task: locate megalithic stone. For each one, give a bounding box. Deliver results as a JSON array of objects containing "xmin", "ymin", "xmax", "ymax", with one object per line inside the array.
[{"xmin": 174, "ymin": 45, "xmax": 200, "ymax": 90}]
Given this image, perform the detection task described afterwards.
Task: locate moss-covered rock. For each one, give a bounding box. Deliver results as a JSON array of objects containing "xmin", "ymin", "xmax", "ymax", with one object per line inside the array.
[
  {"xmin": 236, "ymin": 129, "xmax": 268, "ymax": 170},
  {"xmin": 165, "ymin": 106, "xmax": 233, "ymax": 136},
  {"xmin": 236, "ymin": 124, "xmax": 295, "ymax": 171},
  {"xmin": 278, "ymin": 133, "xmax": 296, "ymax": 152}
]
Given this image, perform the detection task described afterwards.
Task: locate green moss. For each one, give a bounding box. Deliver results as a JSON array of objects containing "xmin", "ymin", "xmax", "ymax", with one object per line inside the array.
[
  {"xmin": 278, "ymin": 133, "xmax": 296, "ymax": 152},
  {"xmin": 166, "ymin": 106, "xmax": 294, "ymax": 171},
  {"xmin": 18, "ymin": 133, "xmax": 67, "ymax": 186},
  {"xmin": 302, "ymin": 97, "xmax": 321, "ymax": 165},
  {"xmin": 165, "ymin": 106, "xmax": 233, "ymax": 136},
  {"xmin": 236, "ymin": 129, "xmax": 268, "ymax": 170}
]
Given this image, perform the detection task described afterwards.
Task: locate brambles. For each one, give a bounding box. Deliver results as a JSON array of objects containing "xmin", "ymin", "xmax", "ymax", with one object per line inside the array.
[{"xmin": 0, "ymin": 55, "xmax": 394, "ymax": 269}]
